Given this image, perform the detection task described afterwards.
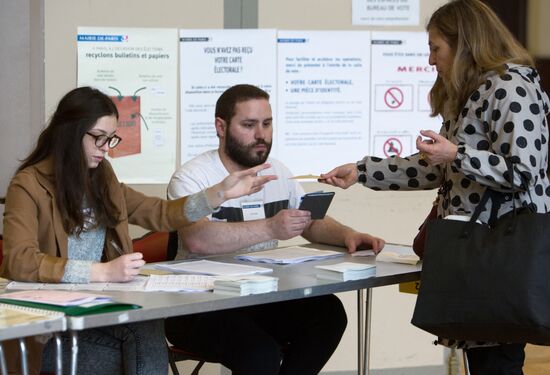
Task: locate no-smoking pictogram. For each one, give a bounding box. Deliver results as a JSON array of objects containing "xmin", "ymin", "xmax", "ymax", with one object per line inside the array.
[
  {"xmin": 383, "ymin": 137, "xmax": 403, "ymax": 157},
  {"xmin": 384, "ymin": 87, "xmax": 404, "ymax": 109}
]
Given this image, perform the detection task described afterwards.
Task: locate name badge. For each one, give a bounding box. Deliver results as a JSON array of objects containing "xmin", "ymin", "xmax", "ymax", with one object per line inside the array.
[{"xmin": 241, "ymin": 201, "xmax": 265, "ymax": 221}]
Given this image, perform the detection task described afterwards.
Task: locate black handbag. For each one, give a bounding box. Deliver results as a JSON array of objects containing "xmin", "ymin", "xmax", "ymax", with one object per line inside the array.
[{"xmin": 411, "ymin": 163, "xmax": 550, "ymax": 344}]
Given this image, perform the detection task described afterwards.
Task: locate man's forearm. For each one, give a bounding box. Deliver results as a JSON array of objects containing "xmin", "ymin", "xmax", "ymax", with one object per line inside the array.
[
  {"xmin": 302, "ymin": 216, "xmax": 354, "ymax": 247},
  {"xmin": 179, "ymin": 220, "xmax": 275, "ymax": 254}
]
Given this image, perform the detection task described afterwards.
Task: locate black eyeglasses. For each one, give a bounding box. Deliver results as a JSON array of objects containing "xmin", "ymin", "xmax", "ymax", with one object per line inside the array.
[{"xmin": 86, "ymin": 132, "xmax": 122, "ymax": 149}]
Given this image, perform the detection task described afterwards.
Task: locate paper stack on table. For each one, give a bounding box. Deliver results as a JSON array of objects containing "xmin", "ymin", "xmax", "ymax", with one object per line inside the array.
[
  {"xmin": 0, "ymin": 290, "xmax": 112, "ymax": 306},
  {"xmin": 315, "ymin": 262, "xmax": 376, "ymax": 281},
  {"xmin": 0, "ymin": 290, "xmax": 141, "ymax": 316},
  {"xmin": 375, "ymin": 244, "xmax": 420, "ymax": 265},
  {"xmin": 213, "ymin": 275, "xmax": 278, "ymax": 296},
  {"xmin": 236, "ymin": 246, "xmax": 344, "ymax": 264},
  {"xmin": 155, "ymin": 259, "xmax": 272, "ymax": 276},
  {"xmin": 145, "ymin": 274, "xmax": 216, "ymax": 292}
]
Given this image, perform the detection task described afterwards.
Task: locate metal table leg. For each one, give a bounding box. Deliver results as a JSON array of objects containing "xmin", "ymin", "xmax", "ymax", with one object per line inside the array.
[
  {"xmin": 0, "ymin": 342, "xmax": 8, "ymax": 375},
  {"xmin": 54, "ymin": 332, "xmax": 63, "ymax": 375},
  {"xmin": 357, "ymin": 289, "xmax": 365, "ymax": 374},
  {"xmin": 362, "ymin": 288, "xmax": 372, "ymax": 375},
  {"xmin": 18, "ymin": 338, "xmax": 28, "ymax": 375},
  {"xmin": 70, "ymin": 331, "xmax": 78, "ymax": 375}
]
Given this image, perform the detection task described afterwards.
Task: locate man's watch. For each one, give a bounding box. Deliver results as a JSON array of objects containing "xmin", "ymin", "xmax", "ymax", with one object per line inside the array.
[{"xmin": 356, "ymin": 161, "xmax": 367, "ymax": 183}]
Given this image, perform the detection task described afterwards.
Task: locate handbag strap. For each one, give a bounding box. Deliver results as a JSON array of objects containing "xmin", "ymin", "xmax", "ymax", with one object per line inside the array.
[{"xmin": 463, "ymin": 159, "xmax": 518, "ymax": 237}]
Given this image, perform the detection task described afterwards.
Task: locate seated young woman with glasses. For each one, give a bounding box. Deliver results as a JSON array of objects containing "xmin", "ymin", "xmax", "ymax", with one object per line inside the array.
[{"xmin": 0, "ymin": 86, "xmax": 276, "ymax": 375}]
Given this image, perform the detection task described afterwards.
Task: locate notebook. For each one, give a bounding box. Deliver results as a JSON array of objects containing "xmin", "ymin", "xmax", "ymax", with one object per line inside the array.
[{"xmin": 0, "ymin": 303, "xmax": 64, "ymax": 330}]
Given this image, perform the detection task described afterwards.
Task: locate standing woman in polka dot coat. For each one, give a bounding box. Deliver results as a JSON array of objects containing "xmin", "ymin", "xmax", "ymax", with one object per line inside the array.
[{"xmin": 321, "ymin": 0, "xmax": 550, "ymax": 373}]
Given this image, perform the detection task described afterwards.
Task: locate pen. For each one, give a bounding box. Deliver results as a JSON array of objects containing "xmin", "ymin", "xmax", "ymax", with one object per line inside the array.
[{"xmin": 110, "ymin": 240, "xmax": 125, "ymax": 256}]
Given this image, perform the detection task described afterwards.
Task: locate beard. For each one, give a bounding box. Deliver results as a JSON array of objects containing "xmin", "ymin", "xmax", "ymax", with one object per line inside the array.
[{"xmin": 225, "ymin": 131, "xmax": 272, "ymax": 168}]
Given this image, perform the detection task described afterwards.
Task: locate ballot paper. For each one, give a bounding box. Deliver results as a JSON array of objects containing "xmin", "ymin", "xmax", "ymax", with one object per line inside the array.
[
  {"xmin": 155, "ymin": 260, "xmax": 272, "ymax": 276},
  {"xmin": 316, "ymin": 262, "xmax": 376, "ymax": 281},
  {"xmin": 289, "ymin": 174, "xmax": 321, "ymax": 180},
  {"xmin": 144, "ymin": 274, "xmax": 216, "ymax": 292},
  {"xmin": 236, "ymin": 246, "xmax": 344, "ymax": 264},
  {"xmin": 213, "ymin": 275, "xmax": 278, "ymax": 296},
  {"xmin": 375, "ymin": 244, "xmax": 420, "ymax": 265}
]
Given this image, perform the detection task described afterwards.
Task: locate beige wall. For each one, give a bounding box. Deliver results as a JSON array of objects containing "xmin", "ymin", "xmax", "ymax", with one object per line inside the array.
[
  {"xmin": 528, "ymin": 0, "xmax": 550, "ymax": 57},
  {"xmin": 259, "ymin": 0, "xmax": 447, "ymax": 30}
]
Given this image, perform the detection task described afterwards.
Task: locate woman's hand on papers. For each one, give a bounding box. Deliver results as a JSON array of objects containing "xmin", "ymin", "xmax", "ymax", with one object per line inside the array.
[
  {"xmin": 90, "ymin": 253, "xmax": 145, "ymax": 282},
  {"xmin": 344, "ymin": 232, "xmax": 385, "ymax": 254},
  {"xmin": 267, "ymin": 209, "xmax": 311, "ymax": 240},
  {"xmin": 207, "ymin": 163, "xmax": 278, "ymax": 207},
  {"xmin": 319, "ymin": 163, "xmax": 358, "ymax": 189}
]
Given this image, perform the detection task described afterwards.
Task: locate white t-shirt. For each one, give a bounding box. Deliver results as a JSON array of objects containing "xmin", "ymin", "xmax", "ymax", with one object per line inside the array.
[{"xmin": 168, "ymin": 149, "xmax": 305, "ymax": 258}]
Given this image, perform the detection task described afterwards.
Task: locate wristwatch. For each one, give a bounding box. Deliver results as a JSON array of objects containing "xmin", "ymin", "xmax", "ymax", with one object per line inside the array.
[{"xmin": 356, "ymin": 160, "xmax": 367, "ymax": 183}]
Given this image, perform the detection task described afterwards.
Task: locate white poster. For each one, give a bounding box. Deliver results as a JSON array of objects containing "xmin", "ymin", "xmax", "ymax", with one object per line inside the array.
[
  {"xmin": 370, "ymin": 31, "xmax": 440, "ymax": 158},
  {"xmin": 179, "ymin": 29, "xmax": 277, "ymax": 164},
  {"xmin": 352, "ymin": 0, "xmax": 419, "ymax": 26},
  {"xmin": 277, "ymin": 31, "xmax": 371, "ymax": 176},
  {"xmin": 77, "ymin": 27, "xmax": 178, "ymax": 184}
]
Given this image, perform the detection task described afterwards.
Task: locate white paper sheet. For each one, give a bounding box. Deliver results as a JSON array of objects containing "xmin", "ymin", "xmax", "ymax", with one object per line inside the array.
[
  {"xmin": 155, "ymin": 260, "xmax": 273, "ymax": 276},
  {"xmin": 236, "ymin": 246, "xmax": 344, "ymax": 264}
]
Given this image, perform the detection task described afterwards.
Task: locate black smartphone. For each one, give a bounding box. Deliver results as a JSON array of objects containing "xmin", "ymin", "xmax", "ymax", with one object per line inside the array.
[{"xmin": 298, "ymin": 191, "xmax": 335, "ymax": 220}]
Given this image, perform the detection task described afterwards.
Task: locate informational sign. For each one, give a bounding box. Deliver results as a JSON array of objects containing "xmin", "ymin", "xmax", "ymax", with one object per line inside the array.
[
  {"xmin": 179, "ymin": 29, "xmax": 277, "ymax": 163},
  {"xmin": 370, "ymin": 31, "xmax": 441, "ymax": 157},
  {"xmin": 277, "ymin": 31, "xmax": 371, "ymax": 175},
  {"xmin": 77, "ymin": 27, "xmax": 178, "ymax": 184},
  {"xmin": 352, "ymin": 0, "xmax": 420, "ymax": 26}
]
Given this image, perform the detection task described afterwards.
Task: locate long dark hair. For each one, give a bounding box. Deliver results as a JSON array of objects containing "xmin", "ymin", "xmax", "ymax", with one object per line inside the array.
[{"xmin": 19, "ymin": 86, "xmax": 121, "ymax": 234}]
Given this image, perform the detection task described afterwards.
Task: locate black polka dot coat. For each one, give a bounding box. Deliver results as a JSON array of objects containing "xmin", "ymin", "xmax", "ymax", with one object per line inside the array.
[{"xmin": 360, "ymin": 64, "xmax": 550, "ymax": 222}]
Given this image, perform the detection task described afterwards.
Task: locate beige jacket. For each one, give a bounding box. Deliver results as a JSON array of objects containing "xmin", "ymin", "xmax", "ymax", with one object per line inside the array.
[{"xmin": 1, "ymin": 159, "xmax": 191, "ymax": 374}]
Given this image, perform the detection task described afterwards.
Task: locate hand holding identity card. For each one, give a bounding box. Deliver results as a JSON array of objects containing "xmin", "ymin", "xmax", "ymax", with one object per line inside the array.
[{"xmin": 299, "ymin": 191, "xmax": 335, "ymax": 219}]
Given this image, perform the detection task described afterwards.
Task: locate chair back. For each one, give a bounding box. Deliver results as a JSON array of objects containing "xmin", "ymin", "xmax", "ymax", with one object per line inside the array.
[
  {"xmin": 132, "ymin": 231, "xmax": 169, "ymax": 263},
  {"xmin": 167, "ymin": 231, "xmax": 179, "ymax": 261}
]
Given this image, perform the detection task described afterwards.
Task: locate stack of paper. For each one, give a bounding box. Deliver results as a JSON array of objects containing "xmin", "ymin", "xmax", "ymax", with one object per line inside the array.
[
  {"xmin": 0, "ymin": 290, "xmax": 111, "ymax": 306},
  {"xmin": 213, "ymin": 275, "xmax": 278, "ymax": 296},
  {"xmin": 0, "ymin": 290, "xmax": 140, "ymax": 316},
  {"xmin": 236, "ymin": 246, "xmax": 344, "ymax": 264},
  {"xmin": 144, "ymin": 274, "xmax": 216, "ymax": 292},
  {"xmin": 376, "ymin": 244, "xmax": 420, "ymax": 265},
  {"xmin": 376, "ymin": 252, "xmax": 419, "ymax": 265},
  {"xmin": 315, "ymin": 262, "xmax": 376, "ymax": 281},
  {"xmin": 155, "ymin": 260, "xmax": 272, "ymax": 276}
]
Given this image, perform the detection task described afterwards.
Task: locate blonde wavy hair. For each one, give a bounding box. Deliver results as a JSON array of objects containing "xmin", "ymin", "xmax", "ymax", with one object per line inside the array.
[{"xmin": 427, "ymin": 0, "xmax": 534, "ymax": 120}]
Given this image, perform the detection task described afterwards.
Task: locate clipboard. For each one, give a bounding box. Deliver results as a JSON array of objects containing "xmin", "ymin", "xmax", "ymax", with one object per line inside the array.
[{"xmin": 298, "ymin": 191, "xmax": 335, "ymax": 219}]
